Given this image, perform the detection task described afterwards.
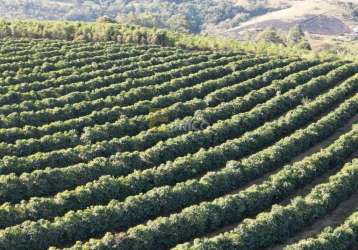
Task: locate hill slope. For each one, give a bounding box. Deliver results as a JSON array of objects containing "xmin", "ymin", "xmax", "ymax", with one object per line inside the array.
[
  {"xmin": 0, "ymin": 0, "xmax": 279, "ymax": 34},
  {"xmin": 0, "ymin": 38, "xmax": 356, "ymax": 250},
  {"xmin": 3, "ymin": 0, "xmax": 358, "ymax": 55},
  {"xmin": 1, "ymin": 0, "xmax": 358, "ymax": 36},
  {"xmin": 229, "ymin": 0, "xmax": 352, "ymax": 35},
  {"xmin": 226, "ymin": 0, "xmax": 358, "ymax": 54}
]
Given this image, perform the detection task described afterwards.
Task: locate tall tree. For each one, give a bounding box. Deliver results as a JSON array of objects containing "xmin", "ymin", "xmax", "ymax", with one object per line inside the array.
[
  {"xmin": 287, "ymin": 25, "xmax": 311, "ymax": 50},
  {"xmin": 256, "ymin": 26, "xmax": 285, "ymax": 45}
]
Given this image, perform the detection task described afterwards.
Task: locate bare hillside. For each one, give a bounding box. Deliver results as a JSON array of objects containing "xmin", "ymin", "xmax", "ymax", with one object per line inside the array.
[{"xmin": 226, "ymin": 0, "xmax": 358, "ymax": 37}]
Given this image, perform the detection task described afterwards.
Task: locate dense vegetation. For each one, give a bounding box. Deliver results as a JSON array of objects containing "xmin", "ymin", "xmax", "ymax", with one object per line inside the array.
[
  {"xmin": 0, "ymin": 0, "xmax": 280, "ymax": 34},
  {"xmin": 0, "ymin": 38, "xmax": 356, "ymax": 250},
  {"xmin": 0, "ymin": 19, "xmax": 340, "ymax": 61}
]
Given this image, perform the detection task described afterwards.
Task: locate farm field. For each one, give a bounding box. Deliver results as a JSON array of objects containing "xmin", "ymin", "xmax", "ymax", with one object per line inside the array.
[{"xmin": 0, "ymin": 38, "xmax": 356, "ymax": 250}]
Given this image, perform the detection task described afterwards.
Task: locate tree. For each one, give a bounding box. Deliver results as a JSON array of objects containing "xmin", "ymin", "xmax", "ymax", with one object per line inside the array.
[
  {"xmin": 287, "ymin": 25, "xmax": 311, "ymax": 50},
  {"xmin": 168, "ymin": 14, "xmax": 191, "ymax": 33},
  {"xmin": 297, "ymin": 40, "xmax": 312, "ymax": 50},
  {"xmin": 256, "ymin": 27, "xmax": 285, "ymax": 45}
]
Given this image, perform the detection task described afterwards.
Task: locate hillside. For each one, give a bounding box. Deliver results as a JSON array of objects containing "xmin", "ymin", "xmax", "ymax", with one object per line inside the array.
[
  {"xmin": 2, "ymin": 0, "xmax": 358, "ymax": 36},
  {"xmin": 0, "ymin": 19, "xmax": 324, "ymax": 59},
  {"xmin": 228, "ymin": 1, "xmax": 348, "ymax": 35},
  {"xmin": 226, "ymin": 0, "xmax": 358, "ymax": 52},
  {"xmin": 2, "ymin": 0, "xmax": 358, "ymax": 55},
  {"xmin": 0, "ymin": 0, "xmax": 280, "ymax": 34},
  {"xmin": 0, "ymin": 37, "xmax": 356, "ymax": 250}
]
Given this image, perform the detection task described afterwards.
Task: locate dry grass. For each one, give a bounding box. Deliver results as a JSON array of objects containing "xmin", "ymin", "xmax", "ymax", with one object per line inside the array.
[{"xmin": 235, "ymin": 0, "xmax": 345, "ymax": 30}]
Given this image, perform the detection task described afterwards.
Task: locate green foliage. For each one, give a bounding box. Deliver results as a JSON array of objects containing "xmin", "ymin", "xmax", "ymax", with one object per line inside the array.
[
  {"xmin": 256, "ymin": 27, "xmax": 285, "ymax": 45},
  {"xmin": 287, "ymin": 25, "xmax": 312, "ymax": 50},
  {"xmin": 61, "ymin": 101, "xmax": 358, "ymax": 250},
  {"xmin": 177, "ymin": 158, "xmax": 358, "ymax": 250},
  {"xmin": 0, "ymin": 0, "xmax": 280, "ymax": 34},
  {"xmin": 287, "ymin": 25, "xmax": 305, "ymax": 44},
  {"xmin": 285, "ymin": 210, "xmax": 358, "ymax": 250},
  {"xmin": 0, "ymin": 58, "xmax": 357, "ymax": 249},
  {"xmin": 0, "ymin": 38, "xmax": 355, "ymax": 250},
  {"xmin": 0, "ymin": 19, "xmax": 328, "ymax": 59},
  {"xmin": 0, "ymin": 61, "xmax": 344, "ymax": 230}
]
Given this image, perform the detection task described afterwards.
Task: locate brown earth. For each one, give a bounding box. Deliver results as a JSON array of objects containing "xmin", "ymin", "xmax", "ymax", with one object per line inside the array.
[{"xmin": 227, "ymin": 15, "xmax": 351, "ymax": 36}]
